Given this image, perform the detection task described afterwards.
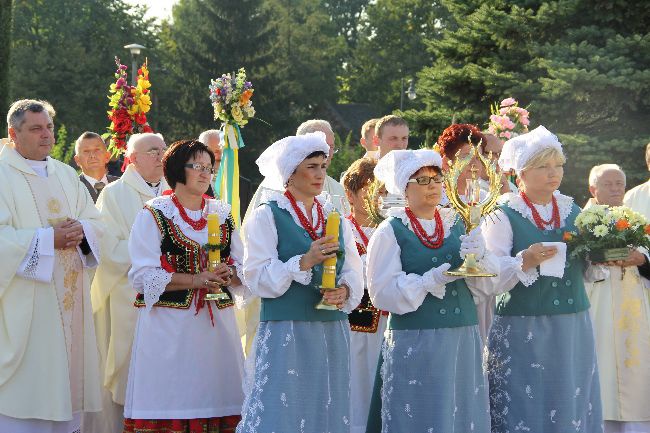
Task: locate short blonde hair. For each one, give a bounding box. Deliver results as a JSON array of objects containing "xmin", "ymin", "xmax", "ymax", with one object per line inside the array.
[
  {"xmin": 521, "ymin": 147, "xmax": 566, "ymax": 172},
  {"xmin": 375, "ymin": 115, "xmax": 408, "ymax": 138},
  {"xmin": 361, "ymin": 118, "xmax": 379, "ymax": 140}
]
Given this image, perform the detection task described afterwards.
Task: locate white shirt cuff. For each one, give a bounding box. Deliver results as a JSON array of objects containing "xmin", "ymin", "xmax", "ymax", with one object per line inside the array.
[
  {"xmin": 143, "ymin": 269, "xmax": 173, "ymax": 311},
  {"xmin": 77, "ymin": 220, "xmax": 99, "ymax": 268},
  {"xmin": 287, "ymin": 254, "xmax": 312, "ymax": 285},
  {"xmin": 514, "ymin": 251, "xmax": 539, "ymax": 287},
  {"xmin": 17, "ymin": 228, "xmax": 55, "ymax": 282}
]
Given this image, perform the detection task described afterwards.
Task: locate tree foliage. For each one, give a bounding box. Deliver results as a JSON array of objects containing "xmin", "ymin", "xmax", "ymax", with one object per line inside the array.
[
  {"xmin": 340, "ymin": 0, "xmax": 449, "ymax": 113},
  {"xmin": 156, "ymin": 0, "xmax": 275, "ymax": 141},
  {"xmin": 5, "ymin": 0, "xmax": 648, "ymax": 200},
  {"xmin": 51, "ymin": 124, "xmax": 74, "ymax": 165},
  {"xmin": 406, "ymin": 0, "xmax": 650, "ymax": 201},
  {"xmin": 9, "ymin": 0, "xmax": 158, "ymax": 142},
  {"xmin": 0, "ymin": 0, "xmax": 12, "ymax": 126}
]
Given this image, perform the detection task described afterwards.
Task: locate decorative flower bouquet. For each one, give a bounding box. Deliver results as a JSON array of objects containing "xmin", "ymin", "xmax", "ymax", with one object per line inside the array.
[
  {"xmin": 487, "ymin": 97, "xmax": 530, "ymax": 141},
  {"xmin": 564, "ymin": 204, "xmax": 650, "ymax": 261},
  {"xmin": 104, "ymin": 57, "xmax": 153, "ymax": 155},
  {"xmin": 208, "ymin": 68, "xmax": 256, "ymax": 226},
  {"xmin": 209, "ymin": 68, "xmax": 255, "ymax": 127}
]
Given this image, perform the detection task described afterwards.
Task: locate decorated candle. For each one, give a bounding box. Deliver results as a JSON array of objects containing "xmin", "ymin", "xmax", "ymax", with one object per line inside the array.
[
  {"xmin": 321, "ymin": 212, "xmax": 340, "ymax": 288},
  {"xmin": 207, "ymin": 213, "xmax": 220, "ymax": 270}
]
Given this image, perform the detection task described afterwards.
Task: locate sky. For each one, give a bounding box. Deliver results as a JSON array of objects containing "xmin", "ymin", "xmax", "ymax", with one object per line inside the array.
[{"xmin": 125, "ymin": 0, "xmax": 178, "ymax": 22}]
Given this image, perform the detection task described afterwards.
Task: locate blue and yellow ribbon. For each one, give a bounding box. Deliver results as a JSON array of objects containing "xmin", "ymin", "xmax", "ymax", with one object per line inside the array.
[{"xmin": 214, "ymin": 123, "xmax": 245, "ymax": 227}]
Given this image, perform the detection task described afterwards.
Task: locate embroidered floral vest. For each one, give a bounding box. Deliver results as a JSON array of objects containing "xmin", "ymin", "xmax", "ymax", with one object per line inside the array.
[{"xmin": 134, "ymin": 204, "xmax": 235, "ymax": 309}]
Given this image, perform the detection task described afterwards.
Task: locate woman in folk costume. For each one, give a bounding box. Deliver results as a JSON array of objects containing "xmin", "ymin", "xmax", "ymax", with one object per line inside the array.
[
  {"xmin": 123, "ymin": 140, "xmax": 248, "ymax": 433},
  {"xmin": 341, "ymin": 157, "xmax": 387, "ymax": 433},
  {"xmin": 238, "ymin": 132, "xmax": 363, "ymax": 433},
  {"xmin": 584, "ymin": 164, "xmax": 650, "ymax": 433},
  {"xmin": 482, "ymin": 126, "xmax": 604, "ymax": 433},
  {"xmin": 366, "ymin": 149, "xmax": 497, "ymax": 432}
]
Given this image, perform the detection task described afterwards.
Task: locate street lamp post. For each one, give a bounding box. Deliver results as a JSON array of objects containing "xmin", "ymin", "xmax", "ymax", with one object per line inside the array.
[
  {"xmin": 124, "ymin": 43, "xmax": 146, "ymax": 84},
  {"xmin": 399, "ymin": 78, "xmax": 417, "ymax": 110}
]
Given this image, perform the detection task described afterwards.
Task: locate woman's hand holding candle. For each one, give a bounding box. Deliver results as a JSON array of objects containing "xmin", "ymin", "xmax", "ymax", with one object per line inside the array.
[
  {"xmin": 321, "ymin": 284, "xmax": 349, "ymax": 309},
  {"xmin": 299, "ymin": 236, "xmax": 339, "ymax": 271}
]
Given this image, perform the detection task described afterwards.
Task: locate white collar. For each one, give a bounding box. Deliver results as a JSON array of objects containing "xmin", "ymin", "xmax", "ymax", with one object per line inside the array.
[
  {"xmin": 25, "ymin": 158, "xmax": 48, "ymax": 178},
  {"xmin": 131, "ymin": 168, "xmax": 164, "ymax": 195},
  {"xmin": 262, "ymin": 190, "xmax": 337, "ymax": 233},
  {"xmin": 146, "ymin": 195, "xmax": 232, "ymax": 230},
  {"xmin": 505, "ymin": 191, "xmax": 574, "ymax": 227},
  {"xmin": 83, "ymin": 173, "xmax": 108, "ymax": 186}
]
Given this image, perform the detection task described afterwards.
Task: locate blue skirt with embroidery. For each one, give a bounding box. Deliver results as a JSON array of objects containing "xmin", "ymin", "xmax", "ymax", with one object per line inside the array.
[
  {"xmin": 487, "ymin": 310, "xmax": 603, "ymax": 433},
  {"xmin": 237, "ymin": 320, "xmax": 351, "ymax": 433},
  {"xmin": 378, "ymin": 325, "xmax": 490, "ymax": 433}
]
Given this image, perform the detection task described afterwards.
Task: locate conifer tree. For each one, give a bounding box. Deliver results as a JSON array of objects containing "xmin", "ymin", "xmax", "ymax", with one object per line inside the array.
[{"xmin": 407, "ymin": 0, "xmax": 650, "ymax": 200}]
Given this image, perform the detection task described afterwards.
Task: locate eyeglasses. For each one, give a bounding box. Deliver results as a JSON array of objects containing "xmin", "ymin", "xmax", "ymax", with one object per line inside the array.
[
  {"xmin": 407, "ymin": 175, "xmax": 444, "ymax": 185},
  {"xmin": 142, "ymin": 148, "xmax": 166, "ymax": 159},
  {"xmin": 184, "ymin": 163, "xmax": 216, "ymax": 174}
]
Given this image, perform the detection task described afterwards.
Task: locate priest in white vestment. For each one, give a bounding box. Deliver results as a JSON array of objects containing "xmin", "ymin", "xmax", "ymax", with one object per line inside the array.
[
  {"xmin": 83, "ymin": 133, "xmax": 169, "ymax": 433},
  {"xmin": 0, "ymin": 99, "xmax": 102, "ymax": 433},
  {"xmin": 585, "ymin": 164, "xmax": 650, "ymax": 433},
  {"xmin": 624, "ymin": 142, "xmax": 650, "ymax": 221}
]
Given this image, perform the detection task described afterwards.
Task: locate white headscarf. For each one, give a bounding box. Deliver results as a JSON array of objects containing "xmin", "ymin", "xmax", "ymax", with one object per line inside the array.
[
  {"xmin": 498, "ymin": 125, "xmax": 564, "ymax": 174},
  {"xmin": 255, "ymin": 131, "xmax": 330, "ymax": 190},
  {"xmin": 374, "ymin": 149, "xmax": 443, "ymax": 196}
]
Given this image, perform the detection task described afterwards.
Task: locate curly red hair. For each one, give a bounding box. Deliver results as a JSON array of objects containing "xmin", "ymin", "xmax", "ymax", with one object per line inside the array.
[{"xmin": 437, "ymin": 124, "xmax": 485, "ymax": 160}]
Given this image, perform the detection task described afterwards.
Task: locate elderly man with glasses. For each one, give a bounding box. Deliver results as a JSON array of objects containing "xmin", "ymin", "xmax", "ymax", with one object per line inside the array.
[{"xmin": 84, "ymin": 133, "xmax": 170, "ymax": 433}]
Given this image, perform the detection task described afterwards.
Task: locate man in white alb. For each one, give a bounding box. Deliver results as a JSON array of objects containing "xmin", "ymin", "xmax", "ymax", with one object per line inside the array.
[
  {"xmin": 0, "ymin": 99, "xmax": 102, "ymax": 432},
  {"xmin": 84, "ymin": 133, "xmax": 168, "ymax": 433}
]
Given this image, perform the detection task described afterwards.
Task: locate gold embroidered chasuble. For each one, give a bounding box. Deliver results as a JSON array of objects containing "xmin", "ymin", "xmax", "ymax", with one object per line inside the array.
[
  {"xmin": 0, "ymin": 145, "xmax": 101, "ymax": 421},
  {"xmin": 584, "ymin": 198, "xmax": 650, "ymax": 421}
]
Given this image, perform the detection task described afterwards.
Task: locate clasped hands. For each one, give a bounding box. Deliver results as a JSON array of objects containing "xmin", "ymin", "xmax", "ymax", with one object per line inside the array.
[
  {"xmin": 300, "ymin": 235, "xmax": 349, "ymax": 309},
  {"xmin": 53, "ymin": 218, "xmax": 85, "ymax": 250},
  {"xmin": 193, "ymin": 263, "xmax": 233, "ymax": 292}
]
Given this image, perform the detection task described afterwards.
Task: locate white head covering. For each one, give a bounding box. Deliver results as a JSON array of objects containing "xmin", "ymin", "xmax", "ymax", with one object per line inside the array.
[
  {"xmin": 374, "ymin": 149, "xmax": 442, "ymax": 196},
  {"xmin": 498, "ymin": 125, "xmax": 564, "ymax": 174},
  {"xmin": 256, "ymin": 131, "xmax": 329, "ymax": 190}
]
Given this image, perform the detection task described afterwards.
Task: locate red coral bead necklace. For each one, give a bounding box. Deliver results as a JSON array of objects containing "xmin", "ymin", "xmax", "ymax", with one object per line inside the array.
[
  {"xmin": 284, "ymin": 190, "xmax": 324, "ymax": 240},
  {"xmin": 171, "ymin": 193, "xmax": 207, "ymax": 230},
  {"xmin": 346, "ymin": 214, "xmax": 369, "ymax": 255},
  {"xmin": 519, "ymin": 191, "xmax": 560, "ymax": 230},
  {"xmin": 405, "ymin": 207, "xmax": 444, "ymax": 249}
]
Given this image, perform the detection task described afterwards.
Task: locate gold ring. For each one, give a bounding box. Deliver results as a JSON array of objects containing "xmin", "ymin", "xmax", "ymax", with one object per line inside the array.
[{"xmin": 541, "ymin": 252, "xmax": 546, "ymax": 257}]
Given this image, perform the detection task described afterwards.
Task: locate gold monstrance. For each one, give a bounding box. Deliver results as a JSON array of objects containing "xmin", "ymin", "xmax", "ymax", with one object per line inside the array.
[{"xmin": 443, "ymin": 137, "xmax": 501, "ymax": 277}]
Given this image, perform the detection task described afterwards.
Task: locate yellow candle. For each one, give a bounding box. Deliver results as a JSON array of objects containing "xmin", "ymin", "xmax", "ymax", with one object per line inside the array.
[
  {"xmin": 207, "ymin": 213, "xmax": 220, "ymax": 271},
  {"xmin": 321, "ymin": 212, "xmax": 340, "ymax": 288}
]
